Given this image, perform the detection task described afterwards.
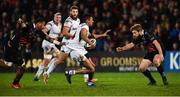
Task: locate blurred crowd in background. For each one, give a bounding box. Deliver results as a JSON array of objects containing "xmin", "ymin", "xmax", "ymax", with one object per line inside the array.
[{"xmin": 0, "ymin": 0, "xmax": 179, "ymax": 57}]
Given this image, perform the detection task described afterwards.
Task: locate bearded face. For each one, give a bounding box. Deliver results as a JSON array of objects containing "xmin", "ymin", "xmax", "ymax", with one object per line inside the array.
[{"xmin": 70, "ymin": 9, "xmax": 78, "ymax": 20}]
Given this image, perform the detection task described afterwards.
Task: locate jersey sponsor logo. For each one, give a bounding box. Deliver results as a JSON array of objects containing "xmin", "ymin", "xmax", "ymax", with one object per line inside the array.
[
  {"xmin": 72, "ymin": 28, "xmax": 77, "ymax": 30},
  {"xmin": 165, "ymin": 51, "xmax": 180, "ymax": 72}
]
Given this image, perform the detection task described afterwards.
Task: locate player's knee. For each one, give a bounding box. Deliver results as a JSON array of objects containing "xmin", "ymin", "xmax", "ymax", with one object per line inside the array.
[
  {"xmin": 153, "ymin": 55, "xmax": 162, "ymax": 66},
  {"xmin": 55, "ymin": 59, "xmax": 61, "ymax": 65},
  {"xmin": 153, "ymin": 59, "xmax": 162, "ymax": 66},
  {"xmin": 17, "ymin": 66, "xmax": 25, "ymax": 73},
  {"xmin": 153, "ymin": 61, "xmax": 159, "ymax": 66},
  {"xmin": 44, "ymin": 54, "xmax": 52, "ymax": 60},
  {"xmin": 43, "ymin": 59, "xmax": 49, "ymax": 65},
  {"xmin": 56, "ymin": 53, "xmax": 68, "ymax": 65},
  {"xmin": 56, "ymin": 58, "xmax": 65, "ymax": 65},
  {"xmin": 20, "ymin": 66, "xmax": 25, "ymax": 72},
  {"xmin": 139, "ymin": 66, "xmax": 146, "ymax": 72},
  {"xmin": 90, "ymin": 67, "xmax": 95, "ymax": 72}
]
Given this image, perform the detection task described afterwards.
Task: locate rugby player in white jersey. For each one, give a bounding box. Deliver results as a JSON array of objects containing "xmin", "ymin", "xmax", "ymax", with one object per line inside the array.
[
  {"xmin": 64, "ymin": 14, "xmax": 97, "ymax": 87},
  {"xmin": 43, "ymin": 6, "xmax": 81, "ymax": 84},
  {"xmin": 33, "ymin": 12, "xmax": 62, "ymax": 81},
  {"xmin": 83, "ymin": 29, "xmax": 111, "ymax": 82}
]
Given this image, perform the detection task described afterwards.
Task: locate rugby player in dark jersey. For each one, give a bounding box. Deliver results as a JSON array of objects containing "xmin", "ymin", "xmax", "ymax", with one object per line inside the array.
[
  {"xmin": 4, "ymin": 17, "xmax": 62, "ymax": 89},
  {"xmin": 116, "ymin": 24, "xmax": 168, "ymax": 85}
]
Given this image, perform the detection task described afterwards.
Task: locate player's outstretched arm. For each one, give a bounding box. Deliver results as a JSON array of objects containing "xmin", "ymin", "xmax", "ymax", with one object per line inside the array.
[
  {"xmin": 39, "ymin": 28, "xmax": 63, "ymax": 46},
  {"xmin": 152, "ymin": 40, "xmax": 164, "ymax": 61},
  {"xmin": 116, "ymin": 43, "xmax": 135, "ymax": 52},
  {"xmin": 93, "ymin": 29, "xmax": 111, "ymax": 39},
  {"xmin": 44, "ymin": 35, "xmax": 64, "ymax": 46}
]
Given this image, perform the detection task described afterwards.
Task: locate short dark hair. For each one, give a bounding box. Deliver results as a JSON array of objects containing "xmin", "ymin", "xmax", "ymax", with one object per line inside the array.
[
  {"xmin": 54, "ymin": 12, "xmax": 61, "ymax": 16},
  {"xmin": 35, "ymin": 16, "xmax": 45, "ymax": 24},
  {"xmin": 130, "ymin": 24, "xmax": 143, "ymax": 32},
  {"xmin": 70, "ymin": 5, "xmax": 79, "ymax": 11},
  {"xmin": 82, "ymin": 14, "xmax": 93, "ymax": 23}
]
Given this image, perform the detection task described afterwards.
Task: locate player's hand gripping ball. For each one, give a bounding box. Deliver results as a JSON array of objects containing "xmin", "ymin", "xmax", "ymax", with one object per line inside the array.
[
  {"xmin": 153, "ymin": 54, "xmax": 163, "ymax": 66},
  {"xmin": 86, "ymin": 38, "xmax": 96, "ymax": 47}
]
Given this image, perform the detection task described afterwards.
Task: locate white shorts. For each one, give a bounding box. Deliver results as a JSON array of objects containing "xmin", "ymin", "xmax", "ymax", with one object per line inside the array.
[
  {"xmin": 42, "ymin": 40, "xmax": 60, "ymax": 59},
  {"xmin": 60, "ymin": 45, "xmax": 73, "ymax": 54},
  {"xmin": 70, "ymin": 50, "xmax": 88, "ymax": 62},
  {"xmin": 61, "ymin": 45, "xmax": 88, "ymax": 62},
  {"xmin": 42, "ymin": 40, "xmax": 57, "ymax": 54}
]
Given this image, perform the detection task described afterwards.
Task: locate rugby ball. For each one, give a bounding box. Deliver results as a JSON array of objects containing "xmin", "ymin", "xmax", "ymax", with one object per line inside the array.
[{"xmin": 86, "ymin": 39, "xmax": 96, "ymax": 47}]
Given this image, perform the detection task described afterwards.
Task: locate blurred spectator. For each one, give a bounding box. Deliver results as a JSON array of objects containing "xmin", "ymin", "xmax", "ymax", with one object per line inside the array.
[
  {"xmin": 0, "ymin": 30, "xmax": 5, "ymax": 58},
  {"xmin": 0, "ymin": 0, "xmax": 179, "ymax": 54},
  {"xmin": 169, "ymin": 22, "xmax": 180, "ymax": 50}
]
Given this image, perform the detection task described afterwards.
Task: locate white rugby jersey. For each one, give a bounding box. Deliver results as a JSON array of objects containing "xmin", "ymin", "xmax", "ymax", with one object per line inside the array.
[
  {"xmin": 66, "ymin": 23, "xmax": 90, "ymax": 49},
  {"xmin": 46, "ymin": 20, "xmax": 62, "ymax": 38},
  {"xmin": 62, "ymin": 16, "xmax": 80, "ymax": 43}
]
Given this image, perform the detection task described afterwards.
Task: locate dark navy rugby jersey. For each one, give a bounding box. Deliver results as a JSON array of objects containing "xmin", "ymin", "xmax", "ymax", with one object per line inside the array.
[{"xmin": 132, "ymin": 31, "xmax": 165, "ymax": 53}]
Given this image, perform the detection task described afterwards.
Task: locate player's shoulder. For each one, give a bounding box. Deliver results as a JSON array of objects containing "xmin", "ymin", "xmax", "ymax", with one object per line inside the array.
[
  {"xmin": 46, "ymin": 20, "xmax": 54, "ymax": 26},
  {"xmin": 65, "ymin": 17, "xmax": 73, "ymax": 23},
  {"xmin": 144, "ymin": 31, "xmax": 157, "ymax": 40},
  {"xmin": 80, "ymin": 23, "xmax": 87, "ymax": 26},
  {"xmin": 144, "ymin": 31, "xmax": 154, "ymax": 37},
  {"xmin": 77, "ymin": 18, "xmax": 80, "ymax": 23},
  {"xmin": 80, "ymin": 23, "xmax": 88, "ymax": 29},
  {"xmin": 66, "ymin": 17, "xmax": 80, "ymax": 22},
  {"xmin": 144, "ymin": 31, "xmax": 150, "ymax": 35}
]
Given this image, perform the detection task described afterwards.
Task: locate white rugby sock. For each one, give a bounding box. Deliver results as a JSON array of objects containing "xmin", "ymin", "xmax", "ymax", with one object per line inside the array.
[
  {"xmin": 47, "ymin": 58, "xmax": 56, "ymax": 67},
  {"xmin": 46, "ymin": 58, "xmax": 56, "ymax": 75},
  {"xmin": 84, "ymin": 74, "xmax": 89, "ymax": 82},
  {"xmin": 35, "ymin": 65, "xmax": 45, "ymax": 78}
]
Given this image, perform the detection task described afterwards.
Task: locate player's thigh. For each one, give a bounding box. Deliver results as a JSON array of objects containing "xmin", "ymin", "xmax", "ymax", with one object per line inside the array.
[
  {"xmin": 82, "ymin": 59, "xmax": 95, "ymax": 72},
  {"xmin": 0, "ymin": 59, "xmax": 9, "ymax": 68},
  {"xmin": 139, "ymin": 59, "xmax": 152, "ymax": 72},
  {"xmin": 52, "ymin": 47, "xmax": 60, "ymax": 54},
  {"xmin": 42, "ymin": 57, "xmax": 50, "ymax": 66},
  {"xmin": 88, "ymin": 58, "xmax": 96, "ymax": 67},
  {"xmin": 84, "ymin": 53, "xmax": 96, "ymax": 67},
  {"xmin": 48, "ymin": 45, "xmax": 61, "ymax": 56},
  {"xmin": 56, "ymin": 51, "xmax": 68, "ymax": 64},
  {"xmin": 70, "ymin": 50, "xmax": 88, "ymax": 61},
  {"xmin": 60, "ymin": 45, "xmax": 72, "ymax": 54},
  {"xmin": 70, "ymin": 50, "xmax": 94, "ymax": 71}
]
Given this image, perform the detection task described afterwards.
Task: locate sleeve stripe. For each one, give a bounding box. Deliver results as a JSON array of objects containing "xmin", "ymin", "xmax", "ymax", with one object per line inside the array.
[{"xmin": 46, "ymin": 23, "xmax": 52, "ymax": 27}]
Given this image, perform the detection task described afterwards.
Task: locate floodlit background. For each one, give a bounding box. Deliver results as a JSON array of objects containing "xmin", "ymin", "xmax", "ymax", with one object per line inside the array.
[{"xmin": 0, "ymin": 0, "xmax": 179, "ymax": 96}]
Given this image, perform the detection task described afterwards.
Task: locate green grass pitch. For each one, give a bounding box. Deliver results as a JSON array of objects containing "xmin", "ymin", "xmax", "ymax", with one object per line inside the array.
[{"xmin": 0, "ymin": 72, "xmax": 180, "ymax": 96}]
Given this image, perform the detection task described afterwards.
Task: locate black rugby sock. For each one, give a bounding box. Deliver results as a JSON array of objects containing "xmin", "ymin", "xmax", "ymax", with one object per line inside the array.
[
  {"xmin": 142, "ymin": 70, "xmax": 156, "ymax": 82},
  {"xmin": 157, "ymin": 64, "xmax": 166, "ymax": 78},
  {"xmin": 88, "ymin": 72, "xmax": 94, "ymax": 82},
  {"xmin": 13, "ymin": 66, "xmax": 25, "ymax": 84}
]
